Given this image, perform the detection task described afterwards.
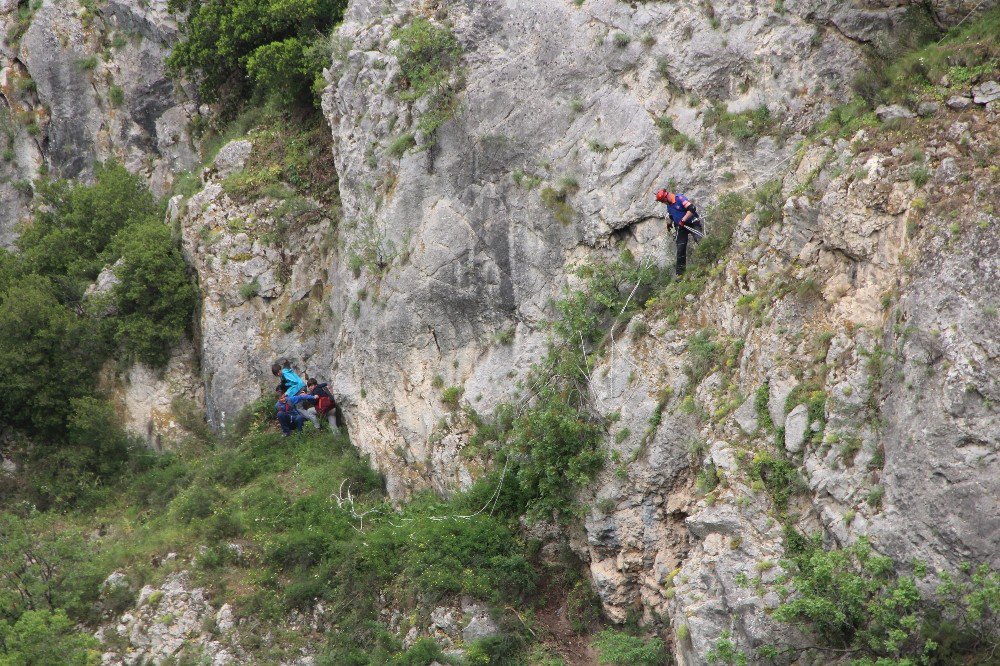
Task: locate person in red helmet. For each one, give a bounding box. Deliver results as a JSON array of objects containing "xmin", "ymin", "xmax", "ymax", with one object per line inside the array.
[{"xmin": 655, "ymin": 188, "xmax": 702, "ymax": 276}]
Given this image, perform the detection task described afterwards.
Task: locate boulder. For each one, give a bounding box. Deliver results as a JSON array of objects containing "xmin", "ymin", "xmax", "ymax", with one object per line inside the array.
[
  {"xmin": 917, "ymin": 101, "xmax": 939, "ymax": 117},
  {"xmin": 784, "ymin": 404, "xmax": 810, "ymax": 453},
  {"xmin": 733, "ymin": 396, "xmax": 759, "ymax": 436},
  {"xmin": 875, "ymin": 104, "xmax": 915, "ymax": 122},
  {"xmin": 213, "ymin": 140, "xmax": 253, "ymax": 177},
  {"xmin": 972, "ymin": 81, "xmax": 1000, "ymax": 105},
  {"xmin": 946, "ymin": 96, "xmax": 972, "ymax": 110}
]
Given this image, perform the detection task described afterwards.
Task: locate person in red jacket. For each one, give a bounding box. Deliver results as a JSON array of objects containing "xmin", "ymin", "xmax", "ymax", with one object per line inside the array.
[
  {"xmin": 655, "ymin": 189, "xmax": 703, "ymax": 276},
  {"xmin": 306, "ymin": 378, "xmax": 340, "ymax": 433}
]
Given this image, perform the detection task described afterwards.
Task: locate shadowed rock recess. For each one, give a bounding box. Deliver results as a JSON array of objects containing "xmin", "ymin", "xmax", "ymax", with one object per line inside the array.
[{"xmin": 1, "ymin": 0, "xmax": 998, "ymax": 663}]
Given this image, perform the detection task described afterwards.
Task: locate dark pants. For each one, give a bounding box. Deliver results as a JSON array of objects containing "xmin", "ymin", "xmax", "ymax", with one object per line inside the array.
[
  {"xmin": 277, "ymin": 412, "xmax": 304, "ymax": 435},
  {"xmin": 675, "ymin": 221, "xmax": 703, "ymax": 276}
]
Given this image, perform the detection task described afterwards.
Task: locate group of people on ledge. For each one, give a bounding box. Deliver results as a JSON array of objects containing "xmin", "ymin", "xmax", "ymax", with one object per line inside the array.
[{"xmin": 272, "ymin": 361, "xmax": 340, "ymax": 436}]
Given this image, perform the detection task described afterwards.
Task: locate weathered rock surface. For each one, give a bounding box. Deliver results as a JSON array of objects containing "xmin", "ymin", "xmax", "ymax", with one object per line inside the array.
[
  {"xmin": 0, "ymin": 0, "xmax": 199, "ymax": 243},
  {"xmin": 314, "ymin": 0, "xmax": 934, "ymax": 499}
]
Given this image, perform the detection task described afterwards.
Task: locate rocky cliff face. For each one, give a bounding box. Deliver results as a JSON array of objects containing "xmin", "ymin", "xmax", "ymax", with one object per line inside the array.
[
  {"xmin": 307, "ymin": 0, "xmax": 998, "ymax": 659},
  {"xmin": 3, "ymin": 0, "xmax": 997, "ymax": 662},
  {"xmin": 0, "ymin": 0, "xmax": 199, "ymax": 246}
]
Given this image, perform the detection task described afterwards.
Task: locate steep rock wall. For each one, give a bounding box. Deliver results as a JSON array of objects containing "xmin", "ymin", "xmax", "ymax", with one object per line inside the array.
[
  {"xmin": 0, "ymin": 0, "xmax": 199, "ymax": 245},
  {"xmin": 316, "ymin": 0, "xmax": 923, "ymax": 498}
]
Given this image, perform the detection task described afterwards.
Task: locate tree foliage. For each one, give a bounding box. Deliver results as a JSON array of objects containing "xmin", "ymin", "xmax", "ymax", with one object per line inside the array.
[
  {"xmin": 166, "ymin": 0, "xmax": 348, "ymax": 108},
  {"xmin": 774, "ymin": 532, "xmax": 1000, "ymax": 664},
  {"xmin": 108, "ymin": 221, "xmax": 197, "ymax": 367}
]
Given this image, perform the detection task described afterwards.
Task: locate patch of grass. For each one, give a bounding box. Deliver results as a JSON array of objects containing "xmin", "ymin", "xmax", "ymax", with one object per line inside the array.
[
  {"xmin": 612, "ymin": 32, "xmax": 631, "ymax": 48},
  {"xmin": 654, "ymin": 115, "xmax": 697, "ymax": 153},
  {"xmin": 239, "ymin": 279, "xmax": 261, "ymax": 300},
  {"xmin": 108, "ymin": 85, "xmax": 125, "ymax": 108},
  {"xmin": 540, "ymin": 185, "xmax": 576, "ymax": 226},
  {"xmin": 592, "ymin": 630, "xmax": 665, "ymax": 666},
  {"xmin": 387, "ymin": 133, "xmax": 416, "ymax": 158},
  {"xmin": 512, "ymin": 168, "xmax": 543, "ymax": 189},
  {"xmin": 704, "ymin": 103, "xmax": 775, "ymax": 141}
]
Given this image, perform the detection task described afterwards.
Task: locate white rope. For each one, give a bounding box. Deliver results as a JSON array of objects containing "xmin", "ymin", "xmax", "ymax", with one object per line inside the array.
[{"xmin": 936, "ymin": 0, "xmax": 993, "ymax": 42}]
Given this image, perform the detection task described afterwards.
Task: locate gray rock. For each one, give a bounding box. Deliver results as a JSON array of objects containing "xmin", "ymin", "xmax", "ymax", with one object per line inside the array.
[
  {"xmin": 972, "ymin": 81, "xmax": 1000, "ymax": 104},
  {"xmin": 461, "ymin": 605, "xmax": 499, "ymax": 643},
  {"xmin": 213, "ymin": 140, "xmax": 253, "ymax": 177},
  {"xmin": 733, "ymin": 396, "xmax": 759, "ymax": 435},
  {"xmin": 917, "ymin": 101, "xmax": 940, "ymax": 117},
  {"xmin": 946, "ymin": 96, "xmax": 972, "ymax": 110},
  {"xmin": 875, "ymin": 104, "xmax": 915, "ymax": 122},
  {"xmin": 784, "ymin": 404, "xmax": 810, "ymax": 453},
  {"xmin": 102, "ymin": 571, "xmax": 129, "ymax": 591},
  {"xmin": 768, "ymin": 376, "xmax": 797, "ymax": 428},
  {"xmin": 935, "ymin": 157, "xmax": 960, "ymax": 185}
]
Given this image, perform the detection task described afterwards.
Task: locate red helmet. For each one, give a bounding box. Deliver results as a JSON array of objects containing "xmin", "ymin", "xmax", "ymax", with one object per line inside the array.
[{"xmin": 655, "ymin": 189, "xmax": 675, "ymax": 204}]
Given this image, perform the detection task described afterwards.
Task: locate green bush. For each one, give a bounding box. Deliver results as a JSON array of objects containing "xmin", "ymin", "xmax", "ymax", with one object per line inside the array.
[
  {"xmin": 0, "ymin": 281, "xmax": 107, "ymax": 437},
  {"xmin": 166, "ymin": 0, "xmax": 348, "ymax": 108},
  {"xmin": 18, "ymin": 162, "xmax": 157, "ymax": 280},
  {"xmin": 465, "ymin": 634, "xmax": 525, "ymax": 665},
  {"xmin": 109, "ymin": 221, "xmax": 197, "ymax": 367},
  {"xmin": 391, "ymin": 18, "xmax": 463, "ymax": 140},
  {"xmin": 770, "ymin": 534, "xmax": 1000, "ymax": 663},
  {"xmin": 749, "ymin": 450, "xmax": 802, "ymax": 511},
  {"xmin": 0, "ymin": 609, "xmax": 100, "ymax": 665},
  {"xmin": 592, "ymin": 629, "xmax": 665, "ymax": 666},
  {"xmin": 440, "ymin": 386, "xmax": 463, "ymax": 407},
  {"xmin": 540, "ymin": 186, "xmax": 575, "ymax": 225},
  {"xmin": 108, "ymin": 85, "xmax": 124, "ymax": 107}
]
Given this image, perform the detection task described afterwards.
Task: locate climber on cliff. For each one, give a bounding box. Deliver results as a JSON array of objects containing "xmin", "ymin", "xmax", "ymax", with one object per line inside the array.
[
  {"xmin": 306, "ymin": 378, "xmax": 340, "ymax": 434},
  {"xmin": 271, "ymin": 361, "xmax": 321, "ymax": 430},
  {"xmin": 274, "ymin": 388, "xmax": 315, "ymax": 436},
  {"xmin": 655, "ymin": 189, "xmax": 703, "ymax": 276}
]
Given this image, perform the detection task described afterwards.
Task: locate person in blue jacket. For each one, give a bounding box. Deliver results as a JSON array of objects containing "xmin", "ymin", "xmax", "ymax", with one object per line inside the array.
[
  {"xmin": 655, "ymin": 189, "xmax": 703, "ymax": 276},
  {"xmin": 271, "ymin": 361, "xmax": 320, "ymax": 430},
  {"xmin": 272, "ymin": 361, "xmax": 307, "ymax": 397},
  {"xmin": 274, "ymin": 388, "xmax": 314, "ymax": 436}
]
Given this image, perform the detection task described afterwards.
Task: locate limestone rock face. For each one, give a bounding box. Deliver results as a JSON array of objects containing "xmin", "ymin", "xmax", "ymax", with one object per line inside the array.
[
  {"xmin": 317, "ymin": 0, "xmax": 930, "ymax": 499},
  {"xmin": 173, "ymin": 150, "xmax": 339, "ymax": 432},
  {"xmin": 0, "ymin": 0, "xmax": 198, "ymax": 243}
]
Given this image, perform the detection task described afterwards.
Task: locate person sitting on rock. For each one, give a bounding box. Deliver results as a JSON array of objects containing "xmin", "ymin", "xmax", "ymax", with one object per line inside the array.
[
  {"xmin": 274, "ymin": 388, "xmax": 314, "ymax": 436},
  {"xmin": 271, "ymin": 361, "xmax": 321, "ymax": 430},
  {"xmin": 306, "ymin": 378, "xmax": 340, "ymax": 433},
  {"xmin": 655, "ymin": 189, "xmax": 703, "ymax": 276}
]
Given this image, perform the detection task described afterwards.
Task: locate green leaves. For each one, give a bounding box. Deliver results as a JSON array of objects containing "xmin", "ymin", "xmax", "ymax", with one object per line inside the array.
[
  {"xmin": 0, "ymin": 609, "xmax": 100, "ymax": 665},
  {"xmin": 109, "ymin": 221, "xmax": 197, "ymax": 367},
  {"xmin": 167, "ymin": 0, "xmax": 348, "ymax": 108},
  {"xmin": 774, "ymin": 534, "xmax": 1000, "ymax": 664}
]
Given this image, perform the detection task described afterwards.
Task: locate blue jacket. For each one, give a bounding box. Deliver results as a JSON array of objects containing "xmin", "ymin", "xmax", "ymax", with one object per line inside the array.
[
  {"xmin": 275, "ymin": 393, "xmax": 312, "ymax": 418},
  {"xmin": 666, "ymin": 194, "xmax": 696, "ymax": 225},
  {"xmin": 281, "ymin": 368, "xmax": 307, "ymax": 397}
]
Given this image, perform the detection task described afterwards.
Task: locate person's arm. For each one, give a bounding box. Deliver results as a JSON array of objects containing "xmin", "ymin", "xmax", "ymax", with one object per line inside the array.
[{"xmin": 679, "ymin": 199, "xmax": 695, "ymax": 225}]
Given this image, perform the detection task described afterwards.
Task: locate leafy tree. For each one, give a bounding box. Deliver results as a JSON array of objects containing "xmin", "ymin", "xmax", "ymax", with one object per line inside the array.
[
  {"xmin": 108, "ymin": 221, "xmax": 197, "ymax": 367},
  {"xmin": 0, "ymin": 281, "xmax": 106, "ymax": 436},
  {"xmin": 166, "ymin": 0, "xmax": 348, "ymax": 108},
  {"xmin": 0, "ymin": 609, "xmax": 99, "ymax": 666},
  {"xmin": 17, "ymin": 163, "xmax": 157, "ymax": 282},
  {"xmin": 774, "ymin": 532, "xmax": 1000, "ymax": 664}
]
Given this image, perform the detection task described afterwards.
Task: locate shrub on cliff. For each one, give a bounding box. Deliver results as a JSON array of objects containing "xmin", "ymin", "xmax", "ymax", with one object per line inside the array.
[{"xmin": 167, "ymin": 0, "xmax": 348, "ymax": 109}]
